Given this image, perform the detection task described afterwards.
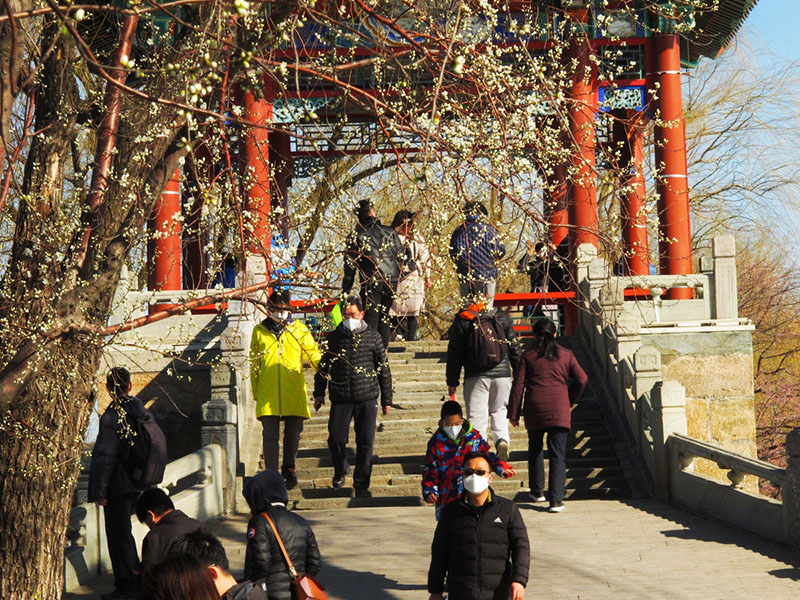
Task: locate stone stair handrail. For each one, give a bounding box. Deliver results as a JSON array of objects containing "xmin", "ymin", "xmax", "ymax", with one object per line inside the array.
[
  {"xmin": 64, "ymin": 444, "xmax": 228, "ymax": 592},
  {"xmin": 669, "ymin": 433, "xmax": 786, "ymax": 489}
]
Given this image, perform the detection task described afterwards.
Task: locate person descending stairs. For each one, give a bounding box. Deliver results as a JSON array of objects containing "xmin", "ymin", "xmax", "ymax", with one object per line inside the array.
[{"xmin": 279, "ymin": 339, "xmax": 630, "ymax": 509}]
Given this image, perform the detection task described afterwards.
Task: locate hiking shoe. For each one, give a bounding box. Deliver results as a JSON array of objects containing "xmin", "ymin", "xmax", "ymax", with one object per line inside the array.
[
  {"xmin": 496, "ymin": 439, "xmax": 510, "ymax": 461},
  {"xmin": 548, "ymin": 503, "xmax": 565, "ymax": 513},
  {"xmin": 332, "ymin": 474, "xmax": 346, "ymax": 488},
  {"xmin": 529, "ymin": 492, "xmax": 547, "ymax": 503},
  {"xmin": 354, "ymin": 488, "xmax": 372, "ymax": 499},
  {"xmin": 282, "ymin": 466, "xmax": 298, "ymax": 490}
]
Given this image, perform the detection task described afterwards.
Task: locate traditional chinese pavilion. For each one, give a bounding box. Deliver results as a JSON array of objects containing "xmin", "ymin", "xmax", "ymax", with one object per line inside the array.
[{"xmin": 148, "ymin": 0, "xmax": 759, "ymax": 303}]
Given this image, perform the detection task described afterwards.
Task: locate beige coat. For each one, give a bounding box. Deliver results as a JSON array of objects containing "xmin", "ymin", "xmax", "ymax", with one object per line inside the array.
[{"xmin": 390, "ymin": 235, "xmax": 431, "ymax": 316}]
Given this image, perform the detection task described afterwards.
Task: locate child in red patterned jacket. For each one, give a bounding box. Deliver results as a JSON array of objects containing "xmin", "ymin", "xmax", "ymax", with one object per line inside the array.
[{"xmin": 422, "ymin": 400, "xmax": 516, "ymax": 518}]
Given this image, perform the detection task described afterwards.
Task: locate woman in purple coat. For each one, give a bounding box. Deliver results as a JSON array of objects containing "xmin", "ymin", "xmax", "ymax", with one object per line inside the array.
[{"xmin": 508, "ymin": 318, "xmax": 587, "ymax": 513}]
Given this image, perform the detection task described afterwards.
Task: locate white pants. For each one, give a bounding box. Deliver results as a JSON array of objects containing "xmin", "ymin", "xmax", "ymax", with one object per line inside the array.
[
  {"xmin": 458, "ymin": 279, "xmax": 496, "ymax": 309},
  {"xmin": 463, "ymin": 376, "xmax": 511, "ymax": 447}
]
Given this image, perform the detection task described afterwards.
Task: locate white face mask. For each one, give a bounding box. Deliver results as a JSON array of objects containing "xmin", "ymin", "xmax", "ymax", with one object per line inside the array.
[
  {"xmin": 463, "ymin": 473, "xmax": 490, "ymax": 495},
  {"xmin": 343, "ymin": 317, "xmax": 361, "ymax": 331},
  {"xmin": 273, "ymin": 310, "xmax": 289, "ymax": 321},
  {"xmin": 443, "ymin": 425, "xmax": 462, "ymax": 440}
]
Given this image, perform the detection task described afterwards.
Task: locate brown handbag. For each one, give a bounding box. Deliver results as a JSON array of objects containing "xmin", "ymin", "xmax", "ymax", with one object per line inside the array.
[{"xmin": 261, "ymin": 512, "xmax": 328, "ymax": 600}]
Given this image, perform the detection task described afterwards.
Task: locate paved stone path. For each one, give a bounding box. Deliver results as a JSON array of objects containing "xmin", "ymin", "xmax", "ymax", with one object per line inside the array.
[{"xmin": 65, "ymin": 498, "xmax": 800, "ymax": 599}]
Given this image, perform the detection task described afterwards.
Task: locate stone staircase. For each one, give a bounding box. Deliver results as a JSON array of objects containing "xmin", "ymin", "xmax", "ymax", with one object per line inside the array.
[{"xmin": 287, "ymin": 340, "xmax": 631, "ymax": 509}]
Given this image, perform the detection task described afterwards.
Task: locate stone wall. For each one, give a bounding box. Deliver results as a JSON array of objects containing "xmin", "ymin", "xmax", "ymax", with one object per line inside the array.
[
  {"xmin": 642, "ymin": 329, "xmax": 757, "ymax": 489},
  {"xmin": 95, "ymin": 313, "xmax": 226, "ymax": 460}
]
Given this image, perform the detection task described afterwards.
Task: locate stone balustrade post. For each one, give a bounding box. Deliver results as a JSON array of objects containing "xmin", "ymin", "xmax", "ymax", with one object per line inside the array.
[
  {"xmin": 651, "ymin": 380, "xmax": 687, "ymax": 501},
  {"xmin": 575, "ymin": 243, "xmax": 599, "ymax": 342},
  {"xmin": 712, "ymin": 235, "xmax": 738, "ymax": 320},
  {"xmin": 632, "ymin": 346, "xmax": 662, "ymax": 455},
  {"xmin": 782, "ymin": 428, "xmax": 800, "ymax": 546},
  {"xmin": 201, "ymin": 362, "xmax": 239, "ymax": 512}
]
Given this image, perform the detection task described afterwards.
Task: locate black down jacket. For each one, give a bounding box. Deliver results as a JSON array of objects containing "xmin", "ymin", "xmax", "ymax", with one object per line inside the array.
[
  {"xmin": 446, "ymin": 307, "xmax": 522, "ymax": 386},
  {"xmin": 313, "ymin": 322, "xmax": 393, "ymax": 407},
  {"xmin": 428, "ymin": 491, "xmax": 530, "ymax": 600},
  {"xmin": 244, "ymin": 506, "xmax": 322, "ymax": 600},
  {"xmin": 342, "ymin": 216, "xmax": 406, "ymax": 293},
  {"xmin": 88, "ymin": 396, "xmax": 150, "ymax": 501}
]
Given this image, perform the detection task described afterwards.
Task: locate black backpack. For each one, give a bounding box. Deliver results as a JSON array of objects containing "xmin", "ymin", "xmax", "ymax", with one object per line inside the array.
[
  {"xmin": 123, "ymin": 409, "xmax": 167, "ymax": 487},
  {"xmin": 464, "ymin": 312, "xmax": 508, "ymax": 369}
]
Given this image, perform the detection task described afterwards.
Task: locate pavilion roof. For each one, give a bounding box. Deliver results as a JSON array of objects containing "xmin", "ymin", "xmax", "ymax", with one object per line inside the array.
[{"xmin": 681, "ymin": 0, "xmax": 760, "ymax": 65}]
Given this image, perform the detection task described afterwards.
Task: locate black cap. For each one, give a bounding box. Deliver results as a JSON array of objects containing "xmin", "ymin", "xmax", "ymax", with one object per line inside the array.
[
  {"xmin": 267, "ymin": 289, "xmax": 291, "ymax": 310},
  {"xmin": 391, "ymin": 210, "xmax": 416, "ymax": 229}
]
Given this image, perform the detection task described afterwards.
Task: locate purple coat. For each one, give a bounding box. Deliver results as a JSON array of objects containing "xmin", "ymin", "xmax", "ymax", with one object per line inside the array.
[{"xmin": 507, "ymin": 345, "xmax": 588, "ymax": 430}]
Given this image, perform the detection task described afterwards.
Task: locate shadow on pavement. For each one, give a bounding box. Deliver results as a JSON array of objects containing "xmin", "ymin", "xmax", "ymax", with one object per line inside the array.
[
  {"xmin": 313, "ymin": 563, "xmax": 428, "ymax": 599},
  {"xmin": 621, "ymin": 498, "xmax": 800, "ymax": 571}
]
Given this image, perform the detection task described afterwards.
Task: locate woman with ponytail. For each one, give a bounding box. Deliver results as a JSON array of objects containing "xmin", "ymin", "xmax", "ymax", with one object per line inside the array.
[{"xmin": 507, "ymin": 318, "xmax": 588, "ymax": 513}]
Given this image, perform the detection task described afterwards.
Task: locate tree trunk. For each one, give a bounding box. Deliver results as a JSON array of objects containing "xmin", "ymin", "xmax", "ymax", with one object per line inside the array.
[{"xmin": 0, "ymin": 340, "xmax": 98, "ymax": 599}]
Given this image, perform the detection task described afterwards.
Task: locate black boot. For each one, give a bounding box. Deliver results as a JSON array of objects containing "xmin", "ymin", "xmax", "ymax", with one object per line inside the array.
[{"xmin": 282, "ymin": 465, "xmax": 298, "ymax": 490}]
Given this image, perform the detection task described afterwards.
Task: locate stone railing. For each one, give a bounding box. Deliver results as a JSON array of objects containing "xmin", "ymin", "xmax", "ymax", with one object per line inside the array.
[
  {"xmin": 64, "ymin": 444, "xmax": 229, "ymax": 592},
  {"xmin": 652, "ymin": 386, "xmax": 800, "ymax": 545},
  {"xmin": 574, "ymin": 235, "xmax": 800, "ymax": 544}
]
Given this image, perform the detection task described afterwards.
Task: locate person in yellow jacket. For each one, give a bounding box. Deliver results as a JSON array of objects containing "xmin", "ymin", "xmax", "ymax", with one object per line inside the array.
[{"xmin": 250, "ymin": 290, "xmax": 322, "ymax": 489}]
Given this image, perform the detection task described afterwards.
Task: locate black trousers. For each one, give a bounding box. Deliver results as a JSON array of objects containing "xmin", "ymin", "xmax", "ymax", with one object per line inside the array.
[
  {"xmin": 528, "ymin": 427, "xmax": 569, "ymax": 505},
  {"xmin": 260, "ymin": 415, "xmax": 305, "ymax": 470},
  {"xmin": 360, "ymin": 280, "xmax": 395, "ymax": 348},
  {"xmin": 104, "ymin": 492, "xmax": 141, "ymax": 593},
  {"xmin": 327, "ymin": 401, "xmax": 378, "ymax": 490},
  {"xmin": 392, "ymin": 315, "xmax": 419, "ymax": 341}
]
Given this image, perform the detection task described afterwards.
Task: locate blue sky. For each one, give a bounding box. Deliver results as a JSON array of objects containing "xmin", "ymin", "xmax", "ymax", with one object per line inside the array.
[{"xmin": 743, "ymin": 0, "xmax": 800, "ymax": 62}]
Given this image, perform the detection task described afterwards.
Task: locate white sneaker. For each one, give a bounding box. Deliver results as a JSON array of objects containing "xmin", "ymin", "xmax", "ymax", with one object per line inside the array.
[
  {"xmin": 496, "ymin": 439, "xmax": 509, "ymax": 461},
  {"xmin": 529, "ymin": 493, "xmax": 546, "ymax": 503},
  {"xmin": 548, "ymin": 503, "xmax": 565, "ymax": 513}
]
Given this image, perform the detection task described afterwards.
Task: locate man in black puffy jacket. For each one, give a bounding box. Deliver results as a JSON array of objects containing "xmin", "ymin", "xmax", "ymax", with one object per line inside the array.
[
  {"xmin": 88, "ymin": 367, "xmax": 150, "ymax": 600},
  {"xmin": 428, "ymin": 452, "xmax": 530, "ymax": 600},
  {"xmin": 313, "ymin": 295, "xmax": 393, "ymax": 497},
  {"xmin": 243, "ymin": 470, "xmax": 322, "ymax": 600},
  {"xmin": 342, "ymin": 199, "xmax": 406, "ymax": 347}
]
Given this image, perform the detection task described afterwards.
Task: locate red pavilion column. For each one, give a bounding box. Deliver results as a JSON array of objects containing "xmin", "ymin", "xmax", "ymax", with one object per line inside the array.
[
  {"xmin": 544, "ymin": 162, "xmax": 569, "ymax": 249},
  {"xmin": 614, "ymin": 112, "xmax": 650, "ymax": 276},
  {"xmin": 240, "ymin": 86, "xmax": 272, "ymax": 259},
  {"xmin": 652, "ymin": 33, "xmax": 692, "ymax": 296},
  {"xmin": 568, "ymin": 35, "xmax": 599, "ymax": 252},
  {"xmin": 148, "ymin": 169, "xmax": 182, "ymax": 311},
  {"xmin": 269, "ymin": 129, "xmax": 292, "ymax": 240},
  {"xmin": 565, "ymin": 33, "xmax": 598, "ymax": 335},
  {"xmin": 183, "ymin": 144, "xmax": 212, "ymax": 290}
]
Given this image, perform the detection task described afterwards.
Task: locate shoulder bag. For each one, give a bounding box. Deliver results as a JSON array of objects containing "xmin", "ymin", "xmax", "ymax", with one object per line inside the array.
[{"xmin": 261, "ymin": 512, "xmax": 328, "ymax": 600}]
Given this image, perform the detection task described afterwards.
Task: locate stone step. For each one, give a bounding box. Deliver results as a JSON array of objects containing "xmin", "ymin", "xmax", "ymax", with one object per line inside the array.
[
  {"xmin": 289, "ymin": 486, "xmax": 628, "ymax": 510},
  {"xmin": 300, "ymin": 418, "xmax": 609, "ymax": 437},
  {"xmin": 297, "ymin": 429, "xmax": 613, "ymax": 451},
  {"xmin": 296, "ymin": 438, "xmax": 617, "ymax": 458},
  {"xmin": 295, "ymin": 470, "xmax": 627, "ymax": 490},
  {"xmin": 294, "ymin": 463, "xmax": 625, "ymax": 481},
  {"xmin": 294, "ymin": 445, "xmax": 621, "ymax": 469}
]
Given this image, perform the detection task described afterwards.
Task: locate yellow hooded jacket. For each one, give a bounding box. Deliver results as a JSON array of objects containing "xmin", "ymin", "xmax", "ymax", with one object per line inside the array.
[{"xmin": 250, "ymin": 319, "xmax": 322, "ymax": 419}]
